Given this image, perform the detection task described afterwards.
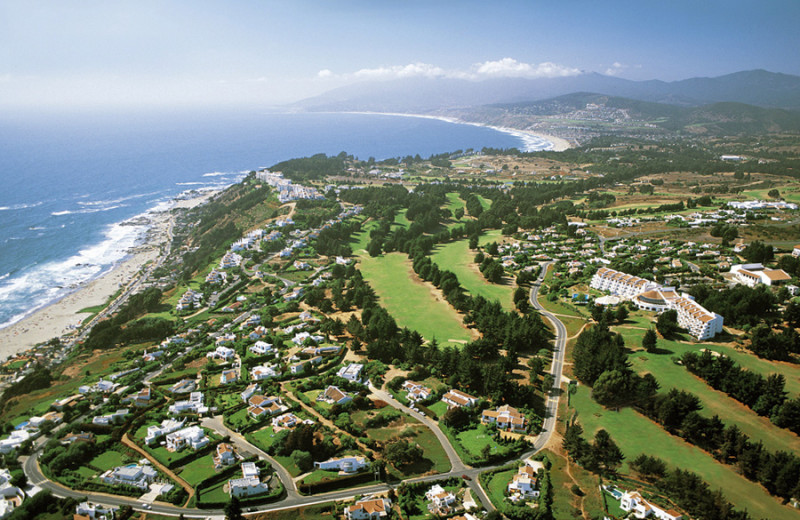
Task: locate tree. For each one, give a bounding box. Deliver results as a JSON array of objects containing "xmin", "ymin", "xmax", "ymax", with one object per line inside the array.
[
  {"xmin": 768, "ymin": 189, "xmax": 781, "ymax": 199},
  {"xmin": 441, "ymin": 407, "xmax": 471, "ymax": 430},
  {"xmin": 615, "ymin": 305, "xmax": 629, "ymax": 324},
  {"xmin": 291, "ymin": 450, "xmax": 314, "ymax": 472},
  {"xmin": 225, "ymin": 497, "xmax": 244, "ymax": 520},
  {"xmin": 454, "ymin": 208, "xmax": 465, "ymax": 220},
  {"xmin": 656, "ymin": 310, "xmax": 680, "ymax": 339},
  {"xmin": 383, "ymin": 440, "xmax": 423, "ymax": 467},
  {"xmin": 642, "ymin": 328, "xmax": 658, "ymax": 353},
  {"xmin": 562, "ymin": 421, "xmax": 588, "ymax": 462},
  {"xmin": 592, "ymin": 429, "xmax": 624, "ymax": 475},
  {"xmin": 592, "ymin": 369, "xmax": 638, "ymax": 408}
]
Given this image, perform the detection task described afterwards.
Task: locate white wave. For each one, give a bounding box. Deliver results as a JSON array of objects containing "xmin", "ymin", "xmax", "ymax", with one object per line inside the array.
[
  {"xmin": 77, "ymin": 191, "xmax": 161, "ymax": 207},
  {"xmin": 51, "ymin": 204, "xmax": 127, "ymax": 216},
  {"xmin": 175, "ymin": 182, "xmax": 206, "ymax": 186},
  {"xmin": 0, "ymin": 201, "xmax": 44, "ymax": 211},
  {"xmin": 0, "ymin": 217, "xmax": 149, "ymax": 330},
  {"xmin": 202, "ymin": 171, "xmax": 232, "ymax": 177},
  {"xmin": 0, "ymin": 273, "xmax": 10, "ymax": 281}
]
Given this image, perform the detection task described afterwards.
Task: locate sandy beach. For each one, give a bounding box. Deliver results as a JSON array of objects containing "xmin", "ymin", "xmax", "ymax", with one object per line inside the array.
[
  {"xmin": 0, "ymin": 190, "xmax": 217, "ymax": 361},
  {"xmin": 338, "ymin": 111, "xmax": 574, "ymax": 152}
]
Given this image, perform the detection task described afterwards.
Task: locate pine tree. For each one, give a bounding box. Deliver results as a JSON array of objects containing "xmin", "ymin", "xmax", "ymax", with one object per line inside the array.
[{"xmin": 642, "ymin": 328, "xmax": 658, "ymax": 353}]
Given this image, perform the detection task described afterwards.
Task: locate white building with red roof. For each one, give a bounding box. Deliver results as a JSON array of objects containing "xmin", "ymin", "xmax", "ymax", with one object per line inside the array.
[
  {"xmin": 441, "ymin": 389, "xmax": 478, "ymax": 409},
  {"xmin": 482, "ymin": 405, "xmax": 526, "ymax": 432},
  {"xmin": 344, "ymin": 497, "xmax": 392, "ymax": 520}
]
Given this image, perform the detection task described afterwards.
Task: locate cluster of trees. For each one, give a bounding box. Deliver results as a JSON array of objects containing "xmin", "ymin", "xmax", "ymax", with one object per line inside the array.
[
  {"xmin": 475, "ymin": 252, "xmax": 505, "ymax": 283},
  {"xmin": 682, "ymin": 351, "xmax": 800, "ymax": 434},
  {"xmin": 562, "ymin": 423, "xmax": 624, "ymax": 475},
  {"xmin": 1, "ymin": 364, "xmax": 51, "ymax": 407},
  {"xmin": 689, "ymin": 284, "xmax": 775, "ymax": 328},
  {"xmin": 314, "ymin": 220, "xmax": 358, "ymax": 257},
  {"xmin": 270, "ymin": 152, "xmax": 347, "ymax": 182},
  {"xmin": 748, "ymin": 324, "xmax": 800, "ymax": 360},
  {"xmin": 741, "ymin": 240, "xmax": 775, "ymax": 264},
  {"xmin": 709, "ymin": 222, "xmax": 739, "ymax": 244},
  {"xmin": 271, "ymin": 424, "xmax": 337, "ymax": 463},
  {"xmin": 85, "ymin": 315, "xmax": 175, "ymax": 351},
  {"xmin": 574, "ymin": 324, "xmax": 800, "ymax": 501},
  {"xmin": 629, "ymin": 456, "xmax": 754, "ymax": 520}
]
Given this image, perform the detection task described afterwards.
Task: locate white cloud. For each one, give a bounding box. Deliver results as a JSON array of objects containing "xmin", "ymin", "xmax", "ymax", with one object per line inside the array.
[
  {"xmin": 353, "ymin": 62, "xmax": 447, "ymax": 80},
  {"xmin": 604, "ymin": 62, "xmax": 633, "ymax": 76},
  {"xmin": 473, "ymin": 58, "xmax": 581, "ymax": 78},
  {"xmin": 318, "ymin": 58, "xmax": 583, "ymax": 82}
]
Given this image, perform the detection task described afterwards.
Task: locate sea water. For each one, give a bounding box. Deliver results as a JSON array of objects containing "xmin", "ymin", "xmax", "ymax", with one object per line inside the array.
[{"xmin": 0, "ymin": 109, "xmax": 549, "ymax": 330}]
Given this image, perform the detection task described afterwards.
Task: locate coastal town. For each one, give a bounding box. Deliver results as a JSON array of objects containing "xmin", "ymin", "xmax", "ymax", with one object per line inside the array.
[{"xmin": 1, "ymin": 142, "xmax": 800, "ymax": 520}]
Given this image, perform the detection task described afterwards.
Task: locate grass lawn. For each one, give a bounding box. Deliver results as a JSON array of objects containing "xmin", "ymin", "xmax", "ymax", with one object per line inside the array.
[
  {"xmin": 247, "ymin": 426, "xmax": 281, "ymax": 452},
  {"xmin": 428, "ymin": 400, "xmax": 449, "ymax": 418},
  {"xmin": 273, "ymin": 455, "xmax": 302, "ymax": 477},
  {"xmin": 457, "ymin": 425, "xmax": 497, "ymax": 456},
  {"xmin": 570, "ymin": 385, "xmax": 798, "ymax": 520},
  {"xmin": 254, "ymin": 502, "xmax": 337, "ymax": 520},
  {"xmin": 177, "ymin": 454, "xmax": 218, "ymax": 487},
  {"xmin": 89, "ymin": 450, "xmax": 127, "ymax": 471},
  {"xmin": 299, "ymin": 469, "xmax": 340, "ymax": 485},
  {"xmin": 354, "ymin": 249, "xmax": 476, "ymax": 347},
  {"xmin": 627, "ymin": 345, "xmax": 800, "ymax": 455},
  {"xmin": 411, "ymin": 425, "xmax": 451, "ymax": 474},
  {"xmin": 198, "ymin": 479, "xmax": 229, "ymax": 504},
  {"xmin": 432, "ymin": 238, "xmax": 515, "ymax": 310},
  {"xmin": 74, "ymin": 466, "xmax": 98, "ymax": 479},
  {"xmin": 484, "ymin": 467, "xmax": 516, "ymax": 507}
]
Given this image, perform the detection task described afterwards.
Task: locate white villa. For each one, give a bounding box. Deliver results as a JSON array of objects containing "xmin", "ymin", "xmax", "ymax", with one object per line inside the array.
[
  {"xmin": 207, "ymin": 346, "xmax": 235, "ymax": 361},
  {"xmin": 402, "ymin": 381, "xmax": 431, "ymax": 402},
  {"xmin": 214, "ymin": 443, "xmax": 237, "ymax": 468},
  {"xmin": 250, "ymin": 341, "xmax": 273, "ymax": 356},
  {"xmin": 344, "ymin": 497, "xmax": 392, "ymax": 520},
  {"xmin": 251, "ymin": 364, "xmax": 279, "ymax": 380},
  {"xmin": 229, "ymin": 462, "xmax": 269, "ymax": 498},
  {"xmin": 169, "ymin": 392, "xmax": 208, "ymax": 415},
  {"xmin": 145, "ymin": 418, "xmax": 185, "ymax": 445},
  {"xmin": 507, "ymin": 460, "xmax": 544, "ymax": 502},
  {"xmin": 426, "ymin": 484, "xmax": 457, "ymax": 515},
  {"xmin": 619, "ymin": 490, "xmax": 683, "ymax": 520},
  {"xmin": 165, "ymin": 425, "xmax": 208, "ymax": 452},
  {"xmin": 248, "ymin": 395, "xmax": 288, "ymax": 419},
  {"xmin": 731, "ymin": 263, "xmax": 792, "ymax": 287},
  {"xmin": 271, "ymin": 412, "xmax": 314, "ymax": 430},
  {"xmin": 314, "ymin": 455, "xmax": 368, "ymax": 474},
  {"xmin": 442, "ymin": 389, "xmax": 478, "ymax": 409},
  {"xmin": 101, "ymin": 464, "xmax": 157, "ymax": 490},
  {"xmin": 317, "ymin": 385, "xmax": 352, "ymax": 405},
  {"xmin": 337, "ymin": 363, "xmax": 364, "ymax": 383},
  {"xmin": 241, "ymin": 383, "xmax": 260, "ymax": 402},
  {"xmin": 482, "ymin": 405, "xmax": 526, "ymax": 432}
]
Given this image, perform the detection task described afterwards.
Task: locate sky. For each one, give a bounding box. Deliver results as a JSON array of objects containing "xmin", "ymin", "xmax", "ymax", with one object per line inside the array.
[{"xmin": 1, "ymin": 0, "xmax": 799, "ymax": 109}]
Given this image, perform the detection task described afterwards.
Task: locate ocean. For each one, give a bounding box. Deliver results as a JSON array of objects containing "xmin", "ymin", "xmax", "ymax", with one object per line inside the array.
[{"xmin": 0, "ymin": 110, "xmax": 549, "ymax": 331}]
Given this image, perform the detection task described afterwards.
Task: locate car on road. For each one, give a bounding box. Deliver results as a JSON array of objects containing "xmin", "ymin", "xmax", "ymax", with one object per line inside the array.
[
  {"xmin": 462, "ymin": 474, "xmax": 471, "ymax": 480},
  {"xmin": 141, "ymin": 503, "xmax": 151, "ymax": 510}
]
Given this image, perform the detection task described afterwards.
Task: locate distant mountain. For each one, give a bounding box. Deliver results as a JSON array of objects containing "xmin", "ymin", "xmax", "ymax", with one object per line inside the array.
[
  {"xmin": 478, "ymin": 92, "xmax": 800, "ymax": 135},
  {"xmin": 292, "ymin": 70, "xmax": 800, "ymax": 113}
]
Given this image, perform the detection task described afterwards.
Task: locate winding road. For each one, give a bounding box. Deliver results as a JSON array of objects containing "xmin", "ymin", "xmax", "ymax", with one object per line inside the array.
[{"xmin": 24, "ymin": 260, "xmax": 569, "ymax": 518}]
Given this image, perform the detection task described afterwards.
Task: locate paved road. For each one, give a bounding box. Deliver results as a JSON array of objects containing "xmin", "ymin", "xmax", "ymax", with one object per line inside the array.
[
  {"xmin": 24, "ymin": 260, "xmax": 570, "ymax": 518},
  {"xmin": 528, "ymin": 261, "xmax": 568, "ymax": 451}
]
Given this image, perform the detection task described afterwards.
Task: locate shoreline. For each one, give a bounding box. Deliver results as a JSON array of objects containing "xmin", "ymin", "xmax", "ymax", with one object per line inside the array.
[
  {"xmin": 335, "ymin": 110, "xmax": 573, "ymax": 152},
  {"xmin": 0, "ymin": 191, "xmax": 217, "ymax": 361}
]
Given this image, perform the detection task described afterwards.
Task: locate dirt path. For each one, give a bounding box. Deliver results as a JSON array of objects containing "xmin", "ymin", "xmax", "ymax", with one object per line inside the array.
[{"xmin": 121, "ymin": 433, "xmax": 195, "ymax": 506}]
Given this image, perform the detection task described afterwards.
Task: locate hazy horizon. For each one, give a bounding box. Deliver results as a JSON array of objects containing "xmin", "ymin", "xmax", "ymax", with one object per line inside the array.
[{"xmin": 2, "ymin": 0, "xmax": 799, "ymax": 110}]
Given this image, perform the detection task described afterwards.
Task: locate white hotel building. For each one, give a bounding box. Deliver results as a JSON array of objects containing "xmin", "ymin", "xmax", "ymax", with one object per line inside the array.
[{"xmin": 591, "ymin": 268, "xmax": 723, "ymax": 340}]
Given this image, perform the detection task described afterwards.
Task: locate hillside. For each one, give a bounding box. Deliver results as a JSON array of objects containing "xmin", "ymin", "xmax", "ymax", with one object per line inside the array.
[{"xmin": 292, "ymin": 69, "xmax": 800, "ymax": 113}]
